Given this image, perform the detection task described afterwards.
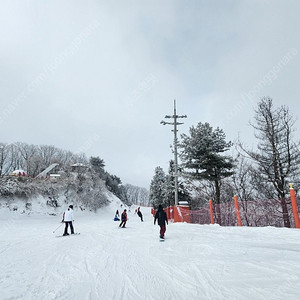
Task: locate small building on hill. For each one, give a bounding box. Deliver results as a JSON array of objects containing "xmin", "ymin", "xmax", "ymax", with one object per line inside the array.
[
  {"xmin": 71, "ymin": 163, "xmax": 88, "ymax": 173},
  {"xmin": 10, "ymin": 169, "xmax": 27, "ymax": 177}
]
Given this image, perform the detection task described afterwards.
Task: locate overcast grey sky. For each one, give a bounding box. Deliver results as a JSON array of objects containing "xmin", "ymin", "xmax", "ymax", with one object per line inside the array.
[{"xmin": 1, "ymin": 1, "xmax": 300, "ymax": 188}]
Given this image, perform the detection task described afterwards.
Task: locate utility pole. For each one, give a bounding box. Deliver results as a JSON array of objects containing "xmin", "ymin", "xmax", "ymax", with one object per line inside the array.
[{"xmin": 160, "ymin": 100, "xmax": 187, "ymax": 206}]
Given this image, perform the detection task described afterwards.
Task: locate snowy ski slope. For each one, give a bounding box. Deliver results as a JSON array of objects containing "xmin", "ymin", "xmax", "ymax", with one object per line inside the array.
[{"xmin": 0, "ymin": 203, "xmax": 300, "ymax": 300}]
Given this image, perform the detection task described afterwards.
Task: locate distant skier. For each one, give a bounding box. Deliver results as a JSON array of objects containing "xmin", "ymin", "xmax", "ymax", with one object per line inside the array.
[
  {"xmin": 114, "ymin": 210, "xmax": 120, "ymax": 221},
  {"xmin": 154, "ymin": 204, "xmax": 168, "ymax": 239},
  {"xmin": 119, "ymin": 209, "xmax": 127, "ymax": 228},
  {"xmin": 62, "ymin": 205, "xmax": 74, "ymax": 236},
  {"xmin": 137, "ymin": 207, "xmax": 143, "ymax": 222}
]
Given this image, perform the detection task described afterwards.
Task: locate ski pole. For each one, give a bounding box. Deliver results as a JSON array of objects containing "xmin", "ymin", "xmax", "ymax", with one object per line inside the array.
[{"xmin": 53, "ymin": 223, "xmax": 63, "ymax": 233}]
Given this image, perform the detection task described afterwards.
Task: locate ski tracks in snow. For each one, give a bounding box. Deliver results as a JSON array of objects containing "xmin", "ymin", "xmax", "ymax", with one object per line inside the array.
[{"xmin": 2, "ymin": 213, "xmax": 300, "ymax": 299}]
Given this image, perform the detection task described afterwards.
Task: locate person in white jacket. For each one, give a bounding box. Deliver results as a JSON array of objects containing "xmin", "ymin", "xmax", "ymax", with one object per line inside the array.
[{"xmin": 62, "ymin": 205, "xmax": 74, "ymax": 236}]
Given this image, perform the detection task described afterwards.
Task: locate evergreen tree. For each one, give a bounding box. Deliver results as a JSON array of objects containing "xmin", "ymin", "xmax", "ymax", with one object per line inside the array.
[
  {"xmin": 149, "ymin": 166, "xmax": 166, "ymax": 208},
  {"xmin": 89, "ymin": 156, "xmax": 105, "ymax": 177},
  {"xmin": 105, "ymin": 174, "xmax": 121, "ymax": 194},
  {"xmin": 164, "ymin": 160, "xmax": 191, "ymax": 207},
  {"xmin": 163, "ymin": 161, "xmax": 175, "ymax": 207},
  {"xmin": 89, "ymin": 157, "xmax": 126, "ymax": 202},
  {"xmin": 117, "ymin": 185, "xmax": 131, "ymax": 206},
  {"xmin": 179, "ymin": 122, "xmax": 234, "ymax": 224}
]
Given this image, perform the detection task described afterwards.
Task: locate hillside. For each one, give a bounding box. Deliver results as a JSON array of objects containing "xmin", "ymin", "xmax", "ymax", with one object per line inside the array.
[{"xmin": 0, "ymin": 174, "xmax": 112, "ymax": 214}]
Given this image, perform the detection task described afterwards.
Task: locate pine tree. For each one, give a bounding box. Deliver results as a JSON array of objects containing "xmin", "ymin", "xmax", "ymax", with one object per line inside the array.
[
  {"xmin": 164, "ymin": 160, "xmax": 190, "ymax": 207},
  {"xmin": 179, "ymin": 122, "xmax": 234, "ymax": 224},
  {"xmin": 149, "ymin": 166, "xmax": 166, "ymax": 208},
  {"xmin": 89, "ymin": 156, "xmax": 105, "ymax": 177},
  {"xmin": 163, "ymin": 161, "xmax": 175, "ymax": 207}
]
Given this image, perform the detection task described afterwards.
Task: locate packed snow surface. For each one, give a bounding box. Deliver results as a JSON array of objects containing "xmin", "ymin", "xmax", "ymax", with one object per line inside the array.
[{"xmin": 1, "ymin": 204, "xmax": 300, "ymax": 300}]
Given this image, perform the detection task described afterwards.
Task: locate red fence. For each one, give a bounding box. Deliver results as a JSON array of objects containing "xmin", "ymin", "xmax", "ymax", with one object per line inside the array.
[
  {"xmin": 152, "ymin": 191, "xmax": 300, "ymax": 228},
  {"xmin": 210, "ymin": 197, "xmax": 300, "ymax": 227}
]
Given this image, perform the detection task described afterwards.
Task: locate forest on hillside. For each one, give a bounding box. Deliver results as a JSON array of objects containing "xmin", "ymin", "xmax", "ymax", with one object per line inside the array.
[{"xmin": 0, "ymin": 143, "xmax": 149, "ymax": 210}]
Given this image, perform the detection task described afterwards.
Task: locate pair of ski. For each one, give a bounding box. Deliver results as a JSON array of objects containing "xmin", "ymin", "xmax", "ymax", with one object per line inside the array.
[{"xmin": 56, "ymin": 233, "xmax": 80, "ymax": 238}]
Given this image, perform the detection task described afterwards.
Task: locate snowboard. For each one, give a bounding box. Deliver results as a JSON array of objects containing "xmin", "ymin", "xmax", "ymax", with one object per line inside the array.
[{"xmin": 56, "ymin": 233, "xmax": 80, "ymax": 238}]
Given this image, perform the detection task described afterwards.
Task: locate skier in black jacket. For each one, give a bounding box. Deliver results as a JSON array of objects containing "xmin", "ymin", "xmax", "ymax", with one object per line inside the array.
[
  {"xmin": 137, "ymin": 207, "xmax": 143, "ymax": 222},
  {"xmin": 154, "ymin": 204, "xmax": 168, "ymax": 239}
]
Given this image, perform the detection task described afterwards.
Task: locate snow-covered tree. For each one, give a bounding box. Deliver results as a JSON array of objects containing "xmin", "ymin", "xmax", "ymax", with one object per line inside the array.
[
  {"xmin": 0, "ymin": 143, "xmax": 12, "ymax": 176},
  {"xmin": 163, "ymin": 160, "xmax": 191, "ymax": 207},
  {"xmin": 89, "ymin": 156, "xmax": 105, "ymax": 177},
  {"xmin": 238, "ymin": 97, "xmax": 300, "ymax": 227},
  {"xmin": 179, "ymin": 122, "xmax": 234, "ymax": 224},
  {"xmin": 0, "ymin": 141, "xmax": 147, "ymax": 211},
  {"xmin": 123, "ymin": 184, "xmax": 150, "ymax": 206},
  {"xmin": 149, "ymin": 166, "xmax": 166, "ymax": 208}
]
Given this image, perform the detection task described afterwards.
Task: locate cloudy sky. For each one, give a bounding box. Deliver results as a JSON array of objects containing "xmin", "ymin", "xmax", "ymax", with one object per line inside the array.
[{"xmin": 1, "ymin": 1, "xmax": 300, "ymax": 188}]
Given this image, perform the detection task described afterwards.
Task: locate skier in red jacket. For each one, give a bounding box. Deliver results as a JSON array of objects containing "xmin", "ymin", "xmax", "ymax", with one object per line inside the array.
[{"xmin": 119, "ymin": 209, "xmax": 127, "ymax": 228}]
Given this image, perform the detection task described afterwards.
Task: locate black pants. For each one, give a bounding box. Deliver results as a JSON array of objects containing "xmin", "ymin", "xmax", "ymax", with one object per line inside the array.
[
  {"xmin": 119, "ymin": 221, "xmax": 126, "ymax": 228},
  {"xmin": 64, "ymin": 221, "xmax": 74, "ymax": 234}
]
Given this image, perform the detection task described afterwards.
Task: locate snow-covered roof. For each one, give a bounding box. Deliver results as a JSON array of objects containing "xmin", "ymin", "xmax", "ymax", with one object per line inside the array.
[
  {"xmin": 71, "ymin": 163, "xmax": 87, "ymax": 167},
  {"xmin": 10, "ymin": 169, "xmax": 27, "ymax": 176},
  {"xmin": 178, "ymin": 201, "xmax": 189, "ymax": 206}
]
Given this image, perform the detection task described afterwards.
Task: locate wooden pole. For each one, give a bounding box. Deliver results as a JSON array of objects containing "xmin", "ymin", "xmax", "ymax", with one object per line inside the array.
[
  {"xmin": 209, "ymin": 200, "xmax": 214, "ymax": 225},
  {"xmin": 289, "ymin": 184, "xmax": 300, "ymax": 229},
  {"xmin": 233, "ymin": 195, "xmax": 242, "ymax": 227}
]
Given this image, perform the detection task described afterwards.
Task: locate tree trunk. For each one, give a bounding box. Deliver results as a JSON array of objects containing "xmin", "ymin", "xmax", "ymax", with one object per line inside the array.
[
  {"xmin": 277, "ymin": 179, "xmax": 291, "ymax": 228},
  {"xmin": 215, "ymin": 180, "xmax": 222, "ymax": 225},
  {"xmin": 280, "ymin": 197, "xmax": 291, "ymax": 228}
]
